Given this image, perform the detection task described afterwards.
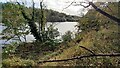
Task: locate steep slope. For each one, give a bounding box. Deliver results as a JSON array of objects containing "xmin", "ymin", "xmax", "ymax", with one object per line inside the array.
[{"xmin": 39, "ymin": 2, "xmax": 120, "ymax": 66}]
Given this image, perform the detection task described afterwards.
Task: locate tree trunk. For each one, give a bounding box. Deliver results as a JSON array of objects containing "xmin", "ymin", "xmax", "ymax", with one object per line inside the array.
[
  {"xmin": 28, "ymin": 21, "xmax": 42, "ymax": 41},
  {"xmin": 18, "ymin": 2, "xmax": 42, "ymax": 41}
]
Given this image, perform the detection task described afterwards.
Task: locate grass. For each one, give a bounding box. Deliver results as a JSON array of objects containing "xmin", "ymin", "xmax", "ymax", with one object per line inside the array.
[
  {"xmin": 2, "ymin": 2, "xmax": 120, "ymax": 67},
  {"xmin": 2, "ymin": 57, "xmax": 36, "ymax": 68},
  {"xmin": 39, "ymin": 22, "xmax": 120, "ymax": 66}
]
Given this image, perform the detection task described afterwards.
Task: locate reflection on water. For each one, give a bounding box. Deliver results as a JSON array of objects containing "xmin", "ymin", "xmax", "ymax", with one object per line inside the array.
[{"xmin": 0, "ymin": 22, "xmax": 78, "ymax": 44}]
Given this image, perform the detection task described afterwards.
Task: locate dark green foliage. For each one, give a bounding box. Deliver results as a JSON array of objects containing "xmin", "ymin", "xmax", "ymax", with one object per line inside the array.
[
  {"xmin": 28, "ymin": 21, "xmax": 42, "ymax": 41},
  {"xmin": 2, "ymin": 2, "xmax": 120, "ymax": 67},
  {"xmin": 39, "ymin": 2, "xmax": 120, "ymax": 66},
  {"xmin": 62, "ymin": 31, "xmax": 73, "ymax": 42},
  {"xmin": 2, "ymin": 2, "xmax": 29, "ymax": 42},
  {"xmin": 43, "ymin": 9, "xmax": 80, "ymax": 22},
  {"xmin": 2, "ymin": 42, "xmax": 18, "ymax": 59},
  {"xmin": 1, "ymin": 2, "xmax": 79, "ymax": 42},
  {"xmin": 17, "ymin": 2, "xmax": 42, "ymax": 41},
  {"xmin": 40, "ymin": 24, "xmax": 60, "ymax": 50}
]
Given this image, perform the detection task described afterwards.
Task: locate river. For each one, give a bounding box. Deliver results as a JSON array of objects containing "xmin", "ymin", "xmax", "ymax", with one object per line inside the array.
[{"xmin": 0, "ymin": 22, "xmax": 78, "ymax": 45}]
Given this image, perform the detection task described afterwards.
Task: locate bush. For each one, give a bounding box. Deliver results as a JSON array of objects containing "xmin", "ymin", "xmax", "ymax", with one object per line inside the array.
[
  {"xmin": 62, "ymin": 31, "xmax": 73, "ymax": 42},
  {"xmin": 2, "ymin": 42, "xmax": 18, "ymax": 59},
  {"xmin": 2, "ymin": 57, "xmax": 36, "ymax": 68}
]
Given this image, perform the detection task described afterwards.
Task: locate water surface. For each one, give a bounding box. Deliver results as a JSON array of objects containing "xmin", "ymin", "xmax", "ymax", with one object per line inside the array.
[{"xmin": 0, "ymin": 22, "xmax": 78, "ymax": 44}]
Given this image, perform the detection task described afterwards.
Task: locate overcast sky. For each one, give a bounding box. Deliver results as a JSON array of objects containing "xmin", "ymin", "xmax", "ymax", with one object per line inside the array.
[{"xmin": 0, "ymin": 0, "xmax": 119, "ymax": 16}]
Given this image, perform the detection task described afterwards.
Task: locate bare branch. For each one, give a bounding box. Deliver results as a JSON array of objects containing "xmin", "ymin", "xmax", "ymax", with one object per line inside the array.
[
  {"xmin": 89, "ymin": 2, "xmax": 120, "ymax": 24},
  {"xmin": 38, "ymin": 53, "xmax": 120, "ymax": 64},
  {"xmin": 106, "ymin": 5, "xmax": 114, "ymax": 15},
  {"xmin": 62, "ymin": 0, "xmax": 75, "ymax": 11},
  {"xmin": 69, "ymin": 1, "xmax": 120, "ymax": 24},
  {"xmin": 78, "ymin": 3, "xmax": 90, "ymax": 8},
  {"xmin": 32, "ymin": 0, "xmax": 35, "ymax": 20},
  {"xmin": 79, "ymin": 46, "xmax": 95, "ymax": 55},
  {"xmin": 4, "ymin": 35, "xmax": 16, "ymax": 43}
]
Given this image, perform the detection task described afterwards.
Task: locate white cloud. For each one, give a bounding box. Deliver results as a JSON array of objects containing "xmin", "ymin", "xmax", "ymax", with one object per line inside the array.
[
  {"xmin": 42, "ymin": 0, "xmax": 86, "ymax": 16},
  {"xmin": 1, "ymin": 0, "xmax": 119, "ymax": 16}
]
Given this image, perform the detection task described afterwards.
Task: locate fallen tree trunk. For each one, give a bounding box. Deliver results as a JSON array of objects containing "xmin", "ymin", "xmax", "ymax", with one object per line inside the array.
[{"xmin": 38, "ymin": 53, "xmax": 120, "ymax": 63}]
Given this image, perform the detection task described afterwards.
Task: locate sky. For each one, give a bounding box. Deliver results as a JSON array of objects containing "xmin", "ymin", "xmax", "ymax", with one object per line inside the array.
[
  {"xmin": 0, "ymin": 0, "xmax": 89, "ymax": 16},
  {"xmin": 1, "ymin": 0, "xmax": 87, "ymax": 16},
  {"xmin": 0, "ymin": 0, "xmax": 119, "ymax": 16}
]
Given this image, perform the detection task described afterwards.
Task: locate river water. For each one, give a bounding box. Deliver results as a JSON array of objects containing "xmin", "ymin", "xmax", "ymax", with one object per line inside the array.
[{"xmin": 0, "ymin": 22, "xmax": 78, "ymax": 45}]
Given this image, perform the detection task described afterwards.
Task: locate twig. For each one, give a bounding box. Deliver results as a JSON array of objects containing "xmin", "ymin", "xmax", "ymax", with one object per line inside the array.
[
  {"xmin": 78, "ymin": 3, "xmax": 90, "ymax": 8},
  {"xmin": 106, "ymin": 5, "xmax": 114, "ymax": 15},
  {"xmin": 79, "ymin": 46, "xmax": 95, "ymax": 55},
  {"xmin": 4, "ymin": 35, "xmax": 16, "ymax": 43},
  {"xmin": 62, "ymin": 0, "xmax": 75, "ymax": 11},
  {"xmin": 38, "ymin": 53, "xmax": 120, "ymax": 64}
]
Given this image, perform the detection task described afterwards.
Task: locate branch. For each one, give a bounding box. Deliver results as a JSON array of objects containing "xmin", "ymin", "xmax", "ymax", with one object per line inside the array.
[
  {"xmin": 62, "ymin": 0, "xmax": 75, "ymax": 11},
  {"xmin": 75, "ymin": 3, "xmax": 90, "ymax": 8},
  {"xmin": 4, "ymin": 35, "xmax": 16, "ymax": 43},
  {"xmin": 89, "ymin": 2, "xmax": 120, "ymax": 25},
  {"xmin": 106, "ymin": 5, "xmax": 114, "ymax": 14},
  {"xmin": 32, "ymin": 0, "xmax": 35, "ymax": 20},
  {"xmin": 17, "ymin": 2, "xmax": 42, "ymax": 41},
  {"xmin": 17, "ymin": 2, "xmax": 31, "ymax": 20},
  {"xmin": 79, "ymin": 46, "xmax": 95, "ymax": 55},
  {"xmin": 38, "ymin": 53, "xmax": 120, "ymax": 64},
  {"xmin": 76, "ymin": 2, "xmax": 120, "ymax": 24}
]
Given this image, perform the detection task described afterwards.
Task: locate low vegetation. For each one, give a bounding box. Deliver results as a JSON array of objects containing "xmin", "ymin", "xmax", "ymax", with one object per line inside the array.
[{"xmin": 1, "ymin": 2, "xmax": 120, "ymax": 67}]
